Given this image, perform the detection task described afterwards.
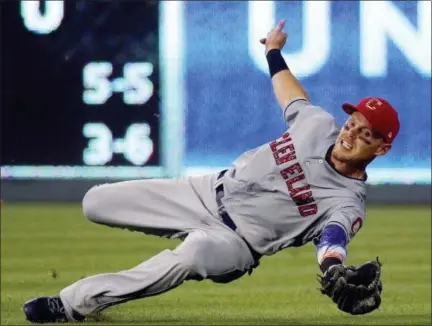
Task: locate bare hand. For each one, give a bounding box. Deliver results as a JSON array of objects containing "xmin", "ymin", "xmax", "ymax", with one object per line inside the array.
[{"xmin": 259, "ymin": 20, "xmax": 287, "ymax": 55}]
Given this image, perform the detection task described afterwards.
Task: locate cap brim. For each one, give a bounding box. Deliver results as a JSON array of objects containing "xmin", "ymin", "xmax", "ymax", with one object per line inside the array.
[{"xmin": 342, "ymin": 103, "xmax": 357, "ymax": 115}]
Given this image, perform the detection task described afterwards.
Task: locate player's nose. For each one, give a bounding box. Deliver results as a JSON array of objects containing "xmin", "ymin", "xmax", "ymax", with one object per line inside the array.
[{"xmin": 347, "ymin": 128, "xmax": 357, "ymax": 138}]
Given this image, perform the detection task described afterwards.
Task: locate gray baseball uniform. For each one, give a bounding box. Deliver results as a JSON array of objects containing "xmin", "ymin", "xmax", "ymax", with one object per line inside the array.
[{"xmin": 59, "ymin": 98, "xmax": 366, "ymax": 319}]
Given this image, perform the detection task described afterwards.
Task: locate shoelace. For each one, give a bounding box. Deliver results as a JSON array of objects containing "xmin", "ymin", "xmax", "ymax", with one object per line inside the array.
[{"xmin": 47, "ymin": 297, "xmax": 65, "ymax": 316}]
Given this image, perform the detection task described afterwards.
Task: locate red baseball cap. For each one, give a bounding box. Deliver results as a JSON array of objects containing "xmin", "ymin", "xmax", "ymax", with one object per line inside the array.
[{"xmin": 342, "ymin": 97, "xmax": 400, "ymax": 143}]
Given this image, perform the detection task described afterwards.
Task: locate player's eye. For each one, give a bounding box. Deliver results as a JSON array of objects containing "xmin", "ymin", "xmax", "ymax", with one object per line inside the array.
[
  {"xmin": 344, "ymin": 121, "xmax": 354, "ymax": 130},
  {"xmin": 359, "ymin": 136, "xmax": 371, "ymax": 145}
]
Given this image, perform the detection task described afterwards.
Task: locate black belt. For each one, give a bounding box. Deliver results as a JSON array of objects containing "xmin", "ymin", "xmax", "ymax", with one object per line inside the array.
[{"xmin": 215, "ymin": 170, "xmax": 262, "ymax": 262}]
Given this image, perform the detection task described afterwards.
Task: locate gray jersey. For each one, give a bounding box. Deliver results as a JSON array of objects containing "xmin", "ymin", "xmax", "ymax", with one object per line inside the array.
[{"xmin": 221, "ymin": 98, "xmax": 366, "ymax": 255}]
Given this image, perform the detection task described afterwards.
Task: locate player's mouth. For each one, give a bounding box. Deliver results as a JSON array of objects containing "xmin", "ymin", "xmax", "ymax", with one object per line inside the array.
[{"xmin": 341, "ymin": 140, "xmax": 353, "ymax": 150}]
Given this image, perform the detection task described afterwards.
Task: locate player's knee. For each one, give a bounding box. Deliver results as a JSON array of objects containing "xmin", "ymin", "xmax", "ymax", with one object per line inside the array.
[
  {"xmin": 173, "ymin": 240, "xmax": 210, "ymax": 280},
  {"xmin": 82, "ymin": 184, "xmax": 109, "ymax": 224},
  {"xmin": 175, "ymin": 245, "xmax": 247, "ymax": 283},
  {"xmin": 178, "ymin": 254, "xmax": 207, "ymax": 280}
]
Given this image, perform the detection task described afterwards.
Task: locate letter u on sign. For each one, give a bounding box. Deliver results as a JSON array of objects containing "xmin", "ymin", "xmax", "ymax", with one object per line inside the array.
[{"xmin": 248, "ymin": 1, "xmax": 331, "ymax": 79}]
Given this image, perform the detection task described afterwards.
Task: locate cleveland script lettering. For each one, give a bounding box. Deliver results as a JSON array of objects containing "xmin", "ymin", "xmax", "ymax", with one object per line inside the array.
[{"xmin": 270, "ymin": 132, "xmax": 318, "ymax": 217}]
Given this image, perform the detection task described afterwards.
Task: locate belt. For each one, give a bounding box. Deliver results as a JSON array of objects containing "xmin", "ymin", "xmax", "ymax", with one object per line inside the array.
[
  {"xmin": 215, "ymin": 170, "xmax": 262, "ymax": 262},
  {"xmin": 215, "ymin": 170, "xmax": 238, "ymax": 231}
]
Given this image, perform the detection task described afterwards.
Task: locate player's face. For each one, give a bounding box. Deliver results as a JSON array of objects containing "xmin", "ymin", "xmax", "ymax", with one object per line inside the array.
[{"xmin": 333, "ymin": 112, "xmax": 391, "ymax": 165}]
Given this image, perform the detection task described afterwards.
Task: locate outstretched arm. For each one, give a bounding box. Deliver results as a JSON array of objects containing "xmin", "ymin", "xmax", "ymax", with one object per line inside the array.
[
  {"xmin": 313, "ymin": 210, "xmax": 382, "ymax": 315},
  {"xmin": 314, "ymin": 223, "xmax": 347, "ymax": 273},
  {"xmin": 261, "ymin": 20, "xmax": 309, "ymax": 110},
  {"xmin": 315, "ymin": 223, "xmax": 383, "ymax": 315}
]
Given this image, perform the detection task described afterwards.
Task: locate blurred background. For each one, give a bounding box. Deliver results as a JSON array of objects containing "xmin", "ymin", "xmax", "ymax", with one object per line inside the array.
[{"xmin": 1, "ymin": 0, "xmax": 431, "ymax": 201}]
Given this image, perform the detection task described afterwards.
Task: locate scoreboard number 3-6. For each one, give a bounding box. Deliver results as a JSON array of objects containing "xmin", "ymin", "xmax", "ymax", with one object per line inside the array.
[{"xmin": 83, "ymin": 123, "xmax": 154, "ymax": 166}]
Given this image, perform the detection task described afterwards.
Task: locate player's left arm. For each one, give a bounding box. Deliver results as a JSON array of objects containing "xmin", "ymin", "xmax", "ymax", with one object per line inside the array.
[
  {"xmin": 262, "ymin": 20, "xmax": 310, "ymax": 110},
  {"xmin": 262, "ymin": 20, "xmax": 336, "ymax": 133}
]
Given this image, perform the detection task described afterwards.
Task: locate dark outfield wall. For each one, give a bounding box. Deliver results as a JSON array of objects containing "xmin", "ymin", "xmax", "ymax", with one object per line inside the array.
[{"xmin": 1, "ymin": 180, "xmax": 430, "ymax": 205}]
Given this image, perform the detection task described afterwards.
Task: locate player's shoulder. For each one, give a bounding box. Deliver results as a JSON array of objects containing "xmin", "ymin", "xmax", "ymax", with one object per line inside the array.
[
  {"xmin": 284, "ymin": 98, "xmax": 340, "ymax": 139},
  {"xmin": 284, "ymin": 98, "xmax": 336, "ymax": 123}
]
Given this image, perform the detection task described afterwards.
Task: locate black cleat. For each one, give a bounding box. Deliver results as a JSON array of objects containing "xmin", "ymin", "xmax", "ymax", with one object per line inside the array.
[{"xmin": 23, "ymin": 296, "xmax": 70, "ymax": 323}]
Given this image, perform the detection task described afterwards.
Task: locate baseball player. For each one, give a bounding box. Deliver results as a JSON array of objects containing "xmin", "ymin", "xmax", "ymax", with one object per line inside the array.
[{"xmin": 23, "ymin": 20, "xmax": 398, "ymax": 323}]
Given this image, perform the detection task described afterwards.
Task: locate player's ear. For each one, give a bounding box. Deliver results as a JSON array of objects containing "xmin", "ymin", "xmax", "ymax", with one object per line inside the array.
[{"xmin": 374, "ymin": 143, "xmax": 391, "ymax": 157}]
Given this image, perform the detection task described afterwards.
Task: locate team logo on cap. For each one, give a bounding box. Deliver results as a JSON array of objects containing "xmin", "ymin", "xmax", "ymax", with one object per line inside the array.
[
  {"xmin": 388, "ymin": 132, "xmax": 393, "ymax": 139},
  {"xmin": 365, "ymin": 98, "xmax": 383, "ymax": 111}
]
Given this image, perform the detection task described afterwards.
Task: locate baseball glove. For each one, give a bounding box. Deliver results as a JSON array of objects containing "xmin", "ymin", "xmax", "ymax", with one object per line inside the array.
[{"xmin": 317, "ymin": 257, "xmax": 383, "ymax": 315}]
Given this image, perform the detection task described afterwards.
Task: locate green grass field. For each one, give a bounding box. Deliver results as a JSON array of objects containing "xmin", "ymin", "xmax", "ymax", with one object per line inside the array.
[{"xmin": 1, "ymin": 204, "xmax": 431, "ymax": 325}]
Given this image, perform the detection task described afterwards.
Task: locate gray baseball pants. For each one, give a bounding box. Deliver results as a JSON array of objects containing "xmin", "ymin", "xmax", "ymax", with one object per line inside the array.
[{"xmin": 59, "ymin": 173, "xmax": 258, "ymax": 318}]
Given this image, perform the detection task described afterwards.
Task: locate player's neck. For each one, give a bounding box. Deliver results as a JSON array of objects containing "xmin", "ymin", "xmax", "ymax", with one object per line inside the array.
[{"xmin": 329, "ymin": 155, "xmax": 366, "ymax": 181}]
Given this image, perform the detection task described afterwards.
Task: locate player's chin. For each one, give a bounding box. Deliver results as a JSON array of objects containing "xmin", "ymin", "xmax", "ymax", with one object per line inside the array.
[{"xmin": 332, "ymin": 150, "xmax": 354, "ymax": 163}]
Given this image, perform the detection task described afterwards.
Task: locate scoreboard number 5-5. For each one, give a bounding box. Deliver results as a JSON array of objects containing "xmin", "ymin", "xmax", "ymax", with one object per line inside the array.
[{"xmin": 83, "ymin": 62, "xmax": 154, "ymax": 105}]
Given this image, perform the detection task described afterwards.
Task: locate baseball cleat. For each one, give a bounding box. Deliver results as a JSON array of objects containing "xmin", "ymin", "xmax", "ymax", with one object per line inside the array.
[{"xmin": 23, "ymin": 296, "xmax": 70, "ymax": 323}]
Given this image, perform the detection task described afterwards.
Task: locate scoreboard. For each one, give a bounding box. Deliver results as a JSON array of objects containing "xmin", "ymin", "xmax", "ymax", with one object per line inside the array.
[{"xmin": 1, "ymin": 0, "xmax": 185, "ymax": 179}]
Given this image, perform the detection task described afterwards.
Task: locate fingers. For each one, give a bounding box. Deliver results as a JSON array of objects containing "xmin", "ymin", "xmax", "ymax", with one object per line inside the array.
[
  {"xmin": 275, "ymin": 19, "xmax": 285, "ymax": 31},
  {"xmin": 260, "ymin": 20, "xmax": 286, "ymax": 45}
]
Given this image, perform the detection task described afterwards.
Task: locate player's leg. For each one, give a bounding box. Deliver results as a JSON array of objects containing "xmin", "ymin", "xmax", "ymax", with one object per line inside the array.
[
  {"xmin": 57, "ymin": 226, "xmax": 256, "ymax": 320},
  {"xmin": 25, "ymin": 223, "xmax": 257, "ymax": 322},
  {"xmin": 23, "ymin": 173, "xmax": 259, "ymax": 322},
  {"xmin": 80, "ymin": 176, "xmax": 219, "ymax": 238}
]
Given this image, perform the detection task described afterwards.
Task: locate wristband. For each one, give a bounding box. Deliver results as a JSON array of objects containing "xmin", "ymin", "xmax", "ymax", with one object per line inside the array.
[
  {"xmin": 320, "ymin": 257, "xmax": 343, "ymax": 273},
  {"xmin": 266, "ymin": 49, "xmax": 289, "ymax": 78}
]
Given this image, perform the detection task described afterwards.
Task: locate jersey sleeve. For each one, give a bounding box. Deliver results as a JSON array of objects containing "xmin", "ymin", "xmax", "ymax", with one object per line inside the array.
[
  {"xmin": 283, "ymin": 98, "xmax": 334, "ymax": 128},
  {"xmin": 326, "ymin": 205, "xmax": 365, "ymax": 242},
  {"xmin": 283, "ymin": 98, "xmax": 339, "ymax": 141}
]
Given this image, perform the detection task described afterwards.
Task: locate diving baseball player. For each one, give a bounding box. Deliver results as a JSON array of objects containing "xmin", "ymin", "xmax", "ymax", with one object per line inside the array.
[{"xmin": 23, "ymin": 20, "xmax": 398, "ymax": 323}]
